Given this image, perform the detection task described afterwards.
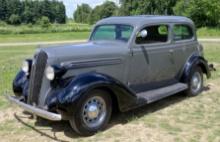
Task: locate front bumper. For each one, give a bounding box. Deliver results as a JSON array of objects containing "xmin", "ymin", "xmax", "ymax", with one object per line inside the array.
[{"xmin": 7, "ymin": 95, "xmax": 62, "ymax": 121}]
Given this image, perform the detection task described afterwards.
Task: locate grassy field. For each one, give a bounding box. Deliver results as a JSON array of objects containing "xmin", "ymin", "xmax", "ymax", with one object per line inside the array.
[
  {"xmin": 0, "ymin": 22, "xmax": 91, "ymax": 34},
  {"xmin": 0, "ymin": 22, "xmax": 91, "ymax": 43},
  {"xmin": 0, "ymin": 32, "xmax": 90, "ymax": 43},
  {"xmin": 197, "ymin": 27, "xmax": 220, "ymax": 38},
  {"xmin": 0, "ymin": 43, "xmax": 220, "ymax": 142}
]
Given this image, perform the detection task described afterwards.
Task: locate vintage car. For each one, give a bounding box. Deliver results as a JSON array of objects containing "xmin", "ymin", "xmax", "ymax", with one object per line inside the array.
[{"xmin": 8, "ymin": 16, "xmax": 211, "ymax": 136}]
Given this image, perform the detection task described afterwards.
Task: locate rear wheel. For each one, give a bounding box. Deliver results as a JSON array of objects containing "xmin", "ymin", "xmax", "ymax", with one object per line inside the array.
[
  {"xmin": 69, "ymin": 89, "xmax": 112, "ymax": 136},
  {"xmin": 185, "ymin": 67, "xmax": 203, "ymax": 96}
]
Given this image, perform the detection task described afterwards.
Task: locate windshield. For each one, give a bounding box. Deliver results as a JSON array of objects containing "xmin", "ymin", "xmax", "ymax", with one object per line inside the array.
[{"xmin": 90, "ymin": 24, "xmax": 133, "ymax": 42}]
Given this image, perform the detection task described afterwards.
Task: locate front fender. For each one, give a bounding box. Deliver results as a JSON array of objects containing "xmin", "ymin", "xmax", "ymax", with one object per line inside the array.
[
  {"xmin": 47, "ymin": 72, "xmax": 137, "ymax": 113},
  {"xmin": 13, "ymin": 70, "xmax": 29, "ymax": 98},
  {"xmin": 180, "ymin": 54, "xmax": 211, "ymax": 83}
]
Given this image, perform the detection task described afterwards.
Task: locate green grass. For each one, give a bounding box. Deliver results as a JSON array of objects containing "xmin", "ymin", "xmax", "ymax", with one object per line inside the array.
[
  {"xmin": 0, "ymin": 43, "xmax": 220, "ymax": 141},
  {"xmin": 0, "ymin": 22, "xmax": 91, "ymax": 34},
  {"xmin": 197, "ymin": 27, "xmax": 220, "ymax": 38},
  {"xmin": 0, "ymin": 22, "xmax": 91, "ymax": 43},
  {"xmin": 0, "ymin": 46, "xmax": 35, "ymax": 109},
  {"xmin": 203, "ymin": 43, "xmax": 220, "ymax": 79},
  {"xmin": 0, "ymin": 32, "xmax": 90, "ymax": 43}
]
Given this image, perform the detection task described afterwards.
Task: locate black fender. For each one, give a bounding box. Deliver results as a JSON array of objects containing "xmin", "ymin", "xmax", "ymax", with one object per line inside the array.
[
  {"xmin": 13, "ymin": 70, "xmax": 29, "ymax": 99},
  {"xmin": 180, "ymin": 54, "xmax": 211, "ymax": 83},
  {"xmin": 47, "ymin": 72, "xmax": 137, "ymax": 113}
]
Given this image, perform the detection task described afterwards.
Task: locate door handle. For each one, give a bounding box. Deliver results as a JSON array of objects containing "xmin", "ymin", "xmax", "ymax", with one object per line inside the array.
[
  {"xmin": 168, "ymin": 49, "xmax": 175, "ymax": 64},
  {"xmin": 169, "ymin": 49, "xmax": 174, "ymax": 54}
]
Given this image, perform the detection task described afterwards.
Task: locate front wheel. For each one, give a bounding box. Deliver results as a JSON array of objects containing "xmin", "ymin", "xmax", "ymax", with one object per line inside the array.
[
  {"xmin": 69, "ymin": 89, "xmax": 112, "ymax": 136},
  {"xmin": 185, "ymin": 67, "xmax": 204, "ymax": 96}
]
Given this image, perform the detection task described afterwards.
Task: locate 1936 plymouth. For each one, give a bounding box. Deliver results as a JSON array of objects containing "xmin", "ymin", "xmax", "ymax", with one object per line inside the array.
[{"xmin": 8, "ymin": 16, "xmax": 211, "ymax": 136}]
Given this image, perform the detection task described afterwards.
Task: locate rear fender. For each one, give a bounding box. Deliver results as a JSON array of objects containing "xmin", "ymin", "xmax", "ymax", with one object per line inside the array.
[{"xmin": 180, "ymin": 54, "xmax": 211, "ymax": 83}]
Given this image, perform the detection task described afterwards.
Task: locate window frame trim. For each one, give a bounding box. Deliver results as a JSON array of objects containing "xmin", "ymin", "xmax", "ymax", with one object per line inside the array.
[
  {"xmin": 133, "ymin": 23, "xmax": 172, "ymax": 47},
  {"xmin": 171, "ymin": 23, "xmax": 195, "ymax": 43}
]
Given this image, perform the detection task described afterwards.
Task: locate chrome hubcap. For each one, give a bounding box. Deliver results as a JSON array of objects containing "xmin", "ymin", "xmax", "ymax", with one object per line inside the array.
[
  {"xmin": 82, "ymin": 96, "xmax": 106, "ymax": 128},
  {"xmin": 87, "ymin": 104, "xmax": 99, "ymax": 119},
  {"xmin": 191, "ymin": 72, "xmax": 202, "ymax": 93}
]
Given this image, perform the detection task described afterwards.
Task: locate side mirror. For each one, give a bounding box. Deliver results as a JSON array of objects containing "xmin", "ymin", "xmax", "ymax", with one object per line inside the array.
[{"xmin": 139, "ymin": 30, "xmax": 148, "ymax": 38}]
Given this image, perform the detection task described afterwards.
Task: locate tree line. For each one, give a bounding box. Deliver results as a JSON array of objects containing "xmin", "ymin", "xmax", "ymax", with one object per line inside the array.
[
  {"xmin": 0, "ymin": 0, "xmax": 66, "ymax": 25},
  {"xmin": 74, "ymin": 1, "xmax": 118, "ymax": 25},
  {"xmin": 74, "ymin": 0, "xmax": 220, "ymax": 28}
]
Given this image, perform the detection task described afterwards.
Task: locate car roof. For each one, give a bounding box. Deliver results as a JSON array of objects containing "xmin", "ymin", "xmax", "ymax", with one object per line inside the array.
[{"xmin": 96, "ymin": 15, "xmax": 194, "ymax": 27}]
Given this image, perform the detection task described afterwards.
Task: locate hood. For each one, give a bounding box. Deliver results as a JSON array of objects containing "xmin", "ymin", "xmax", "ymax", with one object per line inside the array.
[{"xmin": 40, "ymin": 41, "xmax": 128, "ymax": 65}]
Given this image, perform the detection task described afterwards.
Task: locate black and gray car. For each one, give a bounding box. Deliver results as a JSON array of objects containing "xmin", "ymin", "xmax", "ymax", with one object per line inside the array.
[{"xmin": 8, "ymin": 16, "xmax": 211, "ymax": 136}]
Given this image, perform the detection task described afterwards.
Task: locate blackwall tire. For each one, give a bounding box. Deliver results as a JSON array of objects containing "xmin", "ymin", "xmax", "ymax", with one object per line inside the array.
[
  {"xmin": 69, "ymin": 89, "xmax": 112, "ymax": 136},
  {"xmin": 185, "ymin": 67, "xmax": 203, "ymax": 96}
]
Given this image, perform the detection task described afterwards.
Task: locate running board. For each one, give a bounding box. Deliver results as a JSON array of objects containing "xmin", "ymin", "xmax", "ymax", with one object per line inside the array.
[{"xmin": 136, "ymin": 83, "xmax": 188, "ymax": 104}]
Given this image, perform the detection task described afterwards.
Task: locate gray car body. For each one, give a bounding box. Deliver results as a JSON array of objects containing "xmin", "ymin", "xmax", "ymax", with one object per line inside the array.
[
  {"xmin": 39, "ymin": 16, "xmax": 200, "ymax": 106},
  {"xmin": 40, "ymin": 15, "xmax": 197, "ymax": 95},
  {"xmin": 13, "ymin": 16, "xmax": 210, "ymax": 115}
]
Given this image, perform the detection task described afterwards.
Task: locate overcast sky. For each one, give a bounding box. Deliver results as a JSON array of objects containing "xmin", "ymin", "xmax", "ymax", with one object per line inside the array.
[{"xmin": 59, "ymin": 0, "xmax": 120, "ymax": 18}]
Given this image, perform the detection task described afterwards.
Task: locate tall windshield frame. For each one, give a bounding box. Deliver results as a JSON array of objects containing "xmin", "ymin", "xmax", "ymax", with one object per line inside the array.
[{"xmin": 90, "ymin": 24, "xmax": 134, "ymax": 42}]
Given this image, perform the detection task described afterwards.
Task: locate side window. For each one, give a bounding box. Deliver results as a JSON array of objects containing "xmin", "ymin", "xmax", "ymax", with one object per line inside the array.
[
  {"xmin": 92, "ymin": 25, "xmax": 116, "ymax": 40},
  {"xmin": 136, "ymin": 25, "xmax": 169, "ymax": 44},
  {"xmin": 173, "ymin": 25, "xmax": 193, "ymax": 41},
  {"xmin": 121, "ymin": 26, "xmax": 133, "ymax": 40}
]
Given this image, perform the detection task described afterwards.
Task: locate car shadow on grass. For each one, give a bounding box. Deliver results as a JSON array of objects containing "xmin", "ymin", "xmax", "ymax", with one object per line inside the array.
[
  {"xmin": 13, "ymin": 87, "xmax": 210, "ymax": 141},
  {"xmin": 110, "ymin": 92, "xmax": 189, "ymax": 125}
]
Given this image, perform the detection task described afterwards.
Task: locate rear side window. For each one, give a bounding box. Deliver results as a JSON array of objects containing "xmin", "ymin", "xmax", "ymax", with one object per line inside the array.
[
  {"xmin": 136, "ymin": 25, "xmax": 169, "ymax": 44},
  {"xmin": 173, "ymin": 25, "xmax": 193, "ymax": 41}
]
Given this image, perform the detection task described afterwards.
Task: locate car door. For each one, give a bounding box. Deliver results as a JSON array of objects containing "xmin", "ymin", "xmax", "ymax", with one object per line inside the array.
[
  {"xmin": 171, "ymin": 24, "xmax": 198, "ymax": 78},
  {"xmin": 127, "ymin": 24, "xmax": 177, "ymax": 92}
]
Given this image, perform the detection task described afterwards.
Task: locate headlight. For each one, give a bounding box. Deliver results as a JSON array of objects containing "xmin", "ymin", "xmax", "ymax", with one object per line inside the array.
[
  {"xmin": 45, "ymin": 66, "xmax": 55, "ymax": 80},
  {"xmin": 22, "ymin": 60, "xmax": 29, "ymax": 73}
]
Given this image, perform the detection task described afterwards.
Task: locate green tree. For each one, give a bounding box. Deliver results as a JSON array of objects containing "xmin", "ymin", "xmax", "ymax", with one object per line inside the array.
[
  {"xmin": 8, "ymin": 14, "xmax": 21, "ymax": 25},
  {"xmin": 89, "ymin": 6, "xmax": 102, "ymax": 24},
  {"xmin": 0, "ymin": 0, "xmax": 66, "ymax": 24},
  {"xmin": 41, "ymin": 0, "xmax": 54, "ymax": 22},
  {"xmin": 32, "ymin": 0, "xmax": 42, "ymax": 22},
  {"xmin": 88, "ymin": 1, "xmax": 118, "ymax": 24},
  {"xmin": 119, "ymin": 0, "xmax": 177, "ymax": 15},
  {"xmin": 39, "ymin": 16, "xmax": 51, "ymax": 28},
  {"xmin": 74, "ymin": 4, "xmax": 92, "ymax": 23},
  {"xmin": 174, "ymin": 0, "xmax": 220, "ymax": 27},
  {"xmin": 0, "ymin": 0, "xmax": 7, "ymax": 21},
  {"xmin": 6, "ymin": 0, "xmax": 23, "ymax": 20},
  {"xmin": 100, "ymin": 1, "xmax": 118, "ymax": 18},
  {"xmin": 54, "ymin": 1, "xmax": 66, "ymax": 23},
  {"xmin": 21, "ymin": 0, "xmax": 35, "ymax": 24},
  {"xmin": 118, "ymin": 0, "xmax": 137, "ymax": 15}
]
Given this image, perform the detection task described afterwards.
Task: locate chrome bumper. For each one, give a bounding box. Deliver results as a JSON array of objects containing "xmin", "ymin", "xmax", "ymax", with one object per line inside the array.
[{"xmin": 7, "ymin": 95, "xmax": 62, "ymax": 121}]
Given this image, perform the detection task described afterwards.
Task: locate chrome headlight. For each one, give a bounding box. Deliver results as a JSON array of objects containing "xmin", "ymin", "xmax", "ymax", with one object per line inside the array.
[
  {"xmin": 45, "ymin": 66, "xmax": 55, "ymax": 80},
  {"xmin": 21, "ymin": 60, "xmax": 29, "ymax": 73}
]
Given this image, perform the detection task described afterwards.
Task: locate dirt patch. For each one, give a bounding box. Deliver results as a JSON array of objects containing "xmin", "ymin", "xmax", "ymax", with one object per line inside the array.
[{"xmin": 0, "ymin": 107, "xmax": 20, "ymax": 123}]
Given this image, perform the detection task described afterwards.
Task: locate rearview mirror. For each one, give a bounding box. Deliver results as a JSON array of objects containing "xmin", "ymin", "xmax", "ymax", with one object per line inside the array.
[{"xmin": 139, "ymin": 30, "xmax": 148, "ymax": 38}]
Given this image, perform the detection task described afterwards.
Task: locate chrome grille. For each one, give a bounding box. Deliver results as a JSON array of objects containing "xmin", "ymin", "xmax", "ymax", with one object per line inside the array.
[{"xmin": 28, "ymin": 51, "xmax": 48, "ymax": 105}]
